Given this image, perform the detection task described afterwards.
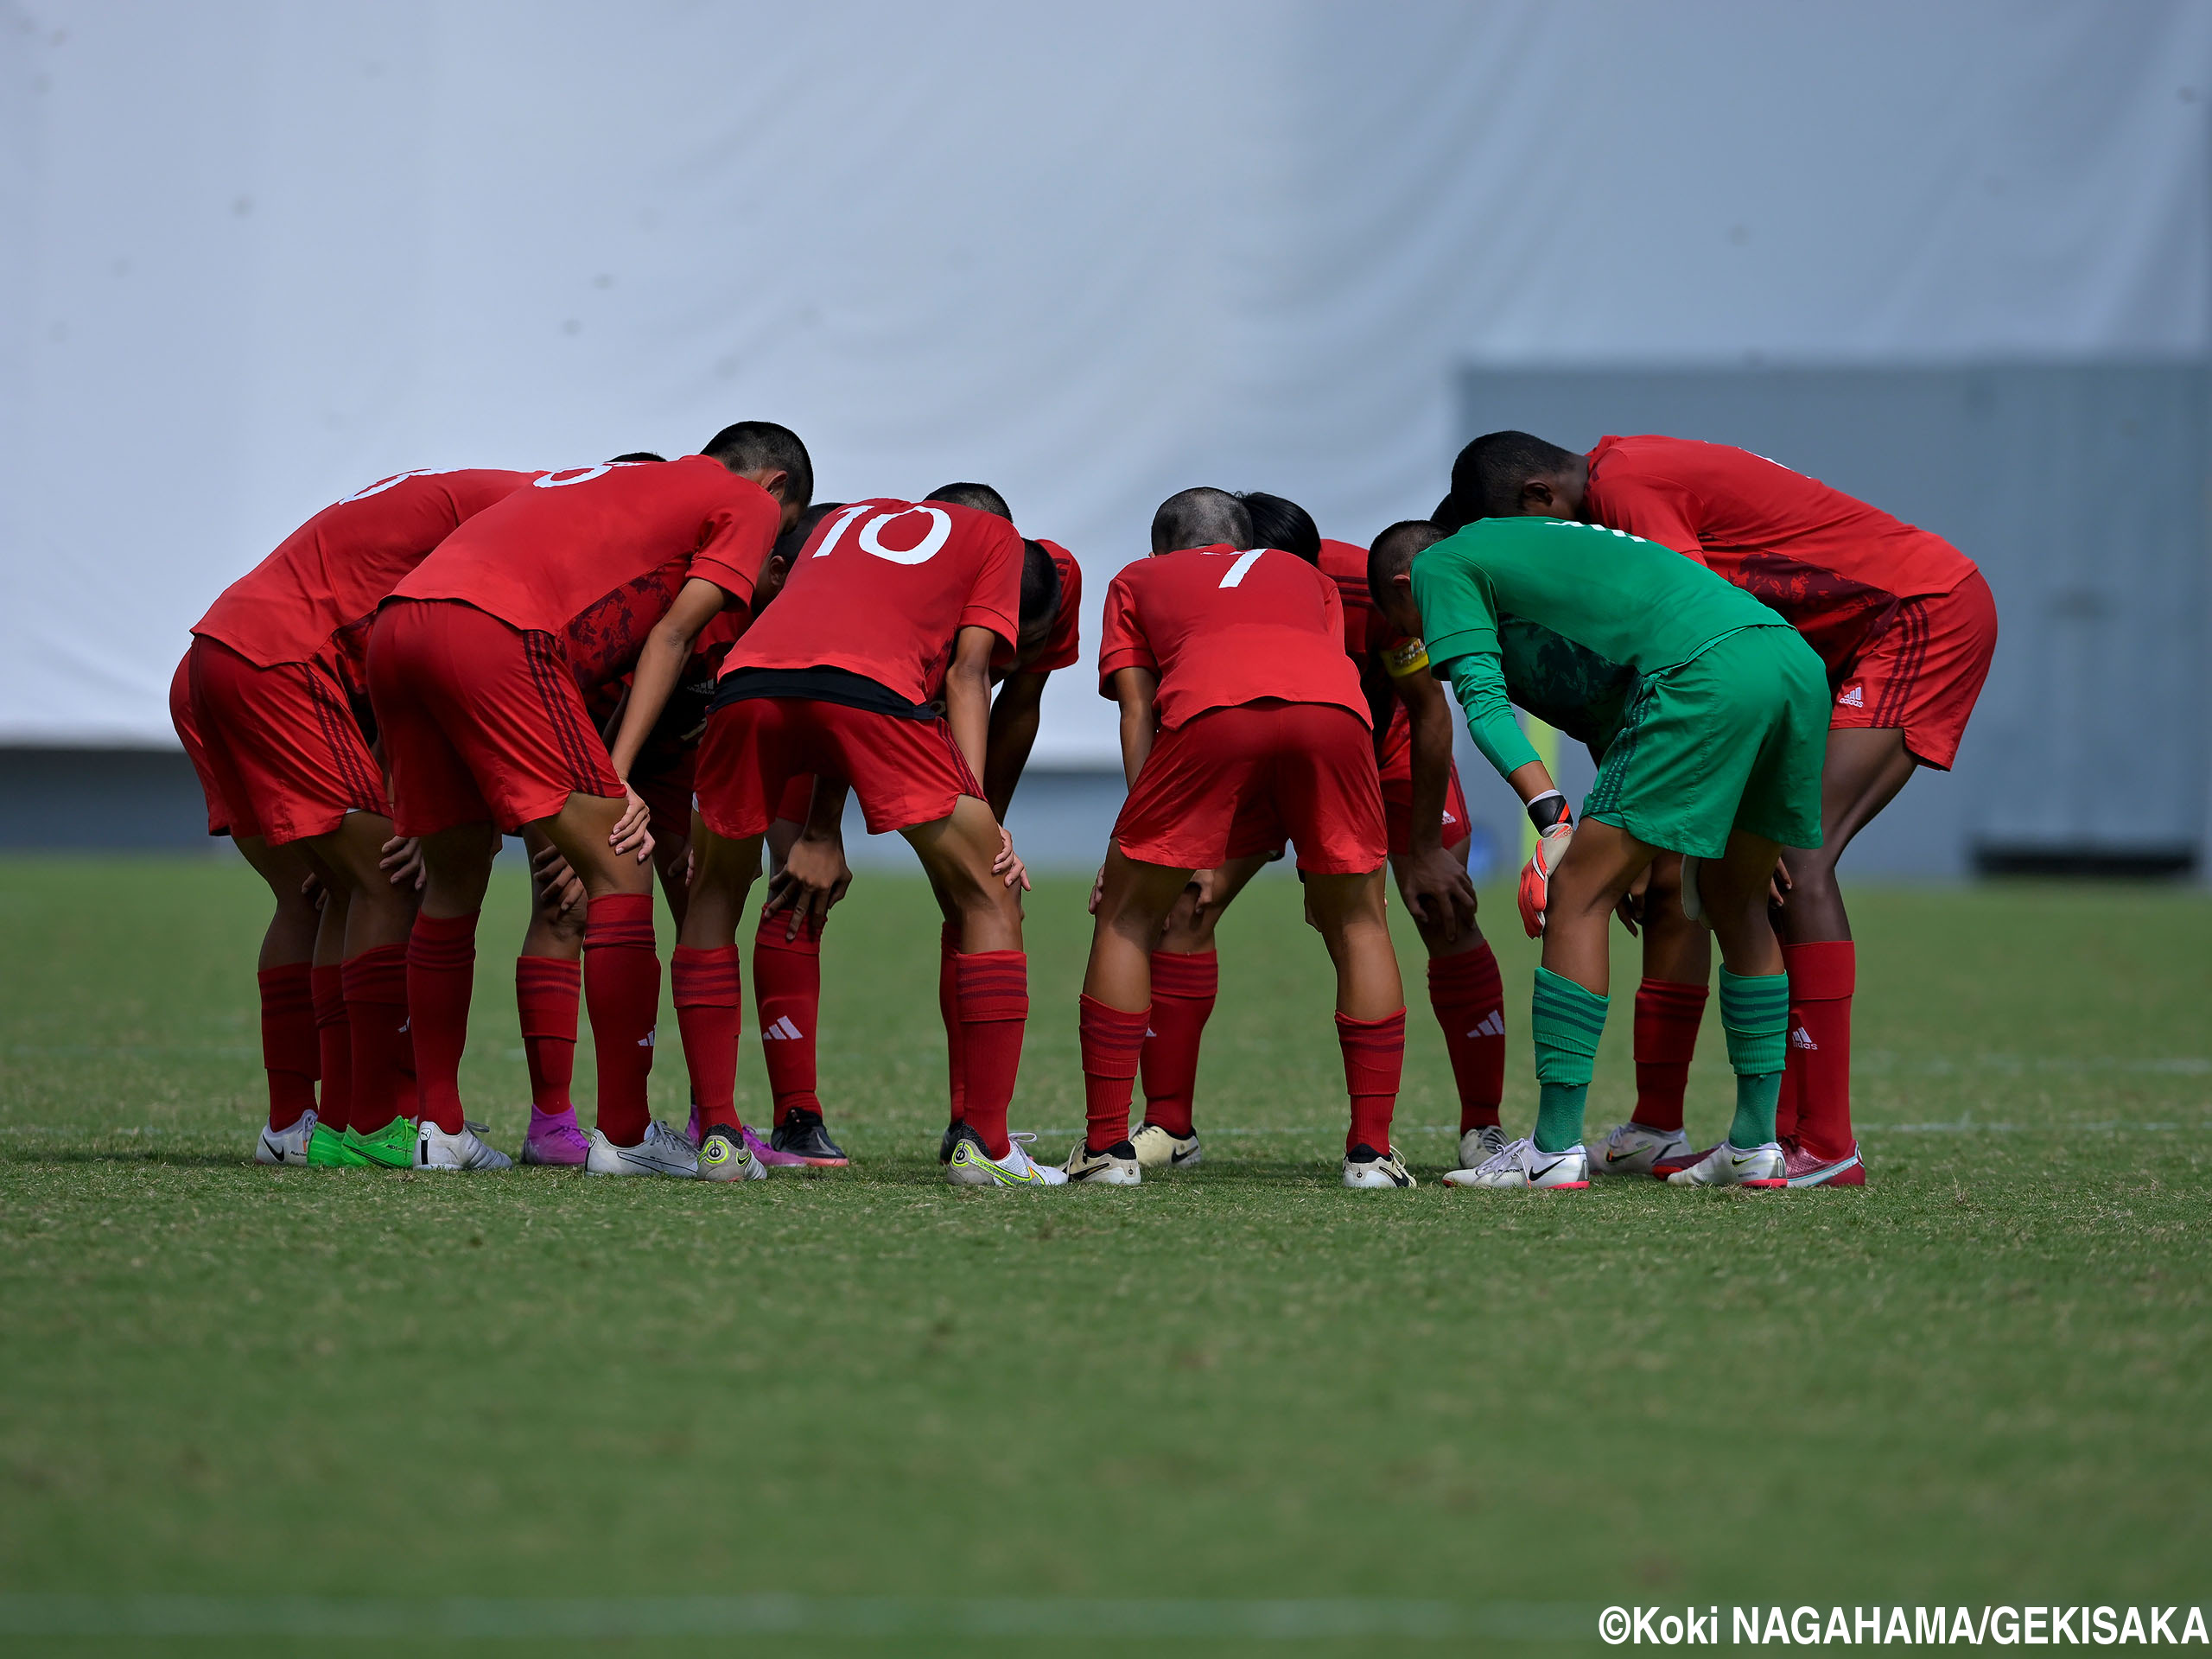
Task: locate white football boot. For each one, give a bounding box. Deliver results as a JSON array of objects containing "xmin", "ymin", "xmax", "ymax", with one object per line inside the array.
[
  {"xmin": 1063, "ymin": 1140, "xmax": 1142, "ymax": 1185},
  {"xmin": 584, "ymin": 1120, "xmax": 699, "ymax": 1179},
  {"xmin": 945, "ymin": 1129, "xmax": 1068, "ymax": 1188},
  {"xmin": 1589, "ymin": 1121, "xmax": 1691, "ymax": 1178},
  {"xmin": 1456, "ymin": 1123, "xmax": 1510, "ymax": 1168},
  {"xmin": 1667, "ymin": 1141, "xmax": 1787, "ymax": 1188},
  {"xmin": 414, "ymin": 1120, "xmax": 513, "ymax": 1172},
  {"xmin": 697, "ymin": 1125, "xmax": 767, "ymax": 1183},
  {"xmin": 255, "ymin": 1109, "xmax": 317, "ymax": 1167},
  {"xmin": 1130, "ymin": 1123, "xmax": 1203, "ymax": 1170},
  {"xmin": 1441, "ymin": 1135, "xmax": 1590, "ymax": 1190},
  {"xmin": 1342, "ymin": 1145, "xmax": 1416, "ymax": 1189}
]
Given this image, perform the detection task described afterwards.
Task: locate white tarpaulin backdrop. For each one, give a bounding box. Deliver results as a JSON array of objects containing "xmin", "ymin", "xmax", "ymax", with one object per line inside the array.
[{"xmin": 3, "ymin": 0, "xmax": 2207, "ymax": 759}]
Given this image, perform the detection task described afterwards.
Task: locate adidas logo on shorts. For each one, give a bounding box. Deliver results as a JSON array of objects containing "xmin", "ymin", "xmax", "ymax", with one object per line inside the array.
[{"xmin": 1837, "ymin": 683, "xmax": 1866, "ymax": 709}]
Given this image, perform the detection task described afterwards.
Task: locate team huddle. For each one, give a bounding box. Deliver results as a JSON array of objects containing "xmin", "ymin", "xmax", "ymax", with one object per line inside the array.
[{"xmin": 175, "ymin": 421, "xmax": 1997, "ymax": 1191}]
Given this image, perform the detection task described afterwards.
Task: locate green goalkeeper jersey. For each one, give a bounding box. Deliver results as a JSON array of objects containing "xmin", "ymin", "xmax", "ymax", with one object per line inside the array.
[{"xmin": 1413, "ymin": 515, "xmax": 1788, "ymax": 779}]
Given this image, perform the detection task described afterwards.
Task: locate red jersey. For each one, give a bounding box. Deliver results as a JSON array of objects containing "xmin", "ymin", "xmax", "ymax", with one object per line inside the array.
[
  {"xmin": 1584, "ymin": 435, "xmax": 1978, "ymax": 680},
  {"xmin": 1033, "ymin": 540, "xmax": 1084, "ymax": 672},
  {"xmin": 723, "ymin": 498, "xmax": 1023, "ymax": 704},
  {"xmin": 1097, "ymin": 544, "xmax": 1370, "ymax": 731},
  {"xmin": 193, "ymin": 468, "xmax": 537, "ymax": 683},
  {"xmin": 394, "ymin": 455, "xmax": 779, "ymax": 690},
  {"xmin": 1318, "ymin": 537, "xmax": 1410, "ymax": 760}
]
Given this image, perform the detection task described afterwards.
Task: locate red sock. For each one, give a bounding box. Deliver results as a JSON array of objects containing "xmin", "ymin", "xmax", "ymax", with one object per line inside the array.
[
  {"xmin": 343, "ymin": 944, "xmax": 411, "ymax": 1135},
  {"xmin": 515, "ymin": 956, "xmax": 580, "ymax": 1111},
  {"xmin": 955, "ymin": 950, "xmax": 1027, "ymax": 1160},
  {"xmin": 257, "ymin": 963, "xmax": 318, "ymax": 1132},
  {"xmin": 671, "ymin": 945, "xmax": 741, "ymax": 1135},
  {"xmin": 1140, "ymin": 950, "xmax": 1215, "ymax": 1138},
  {"xmin": 1784, "ymin": 941, "xmax": 1856, "ymax": 1162},
  {"xmin": 1632, "ymin": 977, "xmax": 1708, "ymax": 1134},
  {"xmin": 1080, "ymin": 994, "xmax": 1150, "ymax": 1153},
  {"xmin": 405, "ymin": 911, "xmax": 478, "ymax": 1135},
  {"xmin": 1427, "ymin": 943, "xmax": 1504, "ymax": 1133},
  {"xmin": 753, "ymin": 912, "xmax": 823, "ymax": 1127},
  {"xmin": 1337, "ymin": 1008, "xmax": 1406, "ymax": 1155},
  {"xmin": 938, "ymin": 920, "xmax": 966, "ymax": 1128},
  {"xmin": 584, "ymin": 893, "xmax": 659, "ymax": 1147},
  {"xmin": 310, "ymin": 964, "xmax": 351, "ymax": 1135}
]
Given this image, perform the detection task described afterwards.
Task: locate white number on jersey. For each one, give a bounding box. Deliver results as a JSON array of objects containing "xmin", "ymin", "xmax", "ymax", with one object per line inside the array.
[
  {"xmin": 812, "ymin": 505, "xmax": 953, "ymax": 567},
  {"xmin": 1217, "ymin": 550, "xmax": 1266, "ymax": 588}
]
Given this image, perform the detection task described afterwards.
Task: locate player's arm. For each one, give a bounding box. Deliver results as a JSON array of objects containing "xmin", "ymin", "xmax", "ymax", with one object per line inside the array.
[
  {"xmin": 765, "ymin": 776, "xmax": 854, "ymax": 936},
  {"xmin": 1389, "ymin": 647, "xmax": 1477, "ymax": 938},
  {"xmin": 982, "ymin": 669, "xmax": 1048, "ymax": 822},
  {"xmin": 942, "ymin": 625, "xmax": 1000, "ymax": 784},
  {"xmin": 610, "ymin": 576, "xmax": 731, "ymax": 781},
  {"xmin": 1437, "ymin": 649, "xmax": 1573, "ymax": 938},
  {"xmin": 1109, "ymin": 666, "xmax": 1159, "ymax": 787}
]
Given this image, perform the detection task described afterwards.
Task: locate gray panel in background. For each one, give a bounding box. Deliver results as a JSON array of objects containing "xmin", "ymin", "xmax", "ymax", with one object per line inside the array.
[{"xmin": 1455, "ymin": 363, "xmax": 2210, "ymax": 878}]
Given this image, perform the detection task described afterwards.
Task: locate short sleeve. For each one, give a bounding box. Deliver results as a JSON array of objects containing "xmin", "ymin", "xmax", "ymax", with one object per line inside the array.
[
  {"xmin": 685, "ymin": 482, "xmax": 781, "ymax": 606},
  {"xmin": 1411, "ymin": 548, "xmax": 1499, "ymax": 671},
  {"xmin": 958, "ymin": 517, "xmax": 1024, "ymax": 650},
  {"xmin": 1096, "ymin": 570, "xmax": 1155, "ymax": 696},
  {"xmin": 1034, "ymin": 543, "xmax": 1082, "ymax": 671}
]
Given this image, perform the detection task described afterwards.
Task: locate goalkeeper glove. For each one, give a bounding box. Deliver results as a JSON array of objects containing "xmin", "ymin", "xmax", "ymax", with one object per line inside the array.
[{"xmin": 1516, "ymin": 792, "xmax": 1574, "ymax": 938}]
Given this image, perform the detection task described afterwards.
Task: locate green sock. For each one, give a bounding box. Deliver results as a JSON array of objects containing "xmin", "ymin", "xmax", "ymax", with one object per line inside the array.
[
  {"xmin": 1718, "ymin": 968, "xmax": 1789, "ymax": 1147},
  {"xmin": 1530, "ymin": 967, "xmax": 1608, "ymax": 1154}
]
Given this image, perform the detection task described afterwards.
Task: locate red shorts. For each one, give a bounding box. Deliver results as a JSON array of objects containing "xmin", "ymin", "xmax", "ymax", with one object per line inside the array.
[
  {"xmin": 1376, "ymin": 733, "xmax": 1472, "ymax": 858},
  {"xmin": 694, "ymin": 698, "xmax": 981, "ymax": 841},
  {"xmin": 1116, "ymin": 702, "xmax": 1388, "ymax": 875},
  {"xmin": 367, "ymin": 599, "xmax": 621, "ymax": 836},
  {"xmin": 175, "ymin": 637, "xmax": 387, "ymax": 845},
  {"xmin": 631, "ymin": 755, "xmax": 812, "ymax": 848},
  {"xmin": 1831, "ymin": 569, "xmax": 1998, "ymax": 771}
]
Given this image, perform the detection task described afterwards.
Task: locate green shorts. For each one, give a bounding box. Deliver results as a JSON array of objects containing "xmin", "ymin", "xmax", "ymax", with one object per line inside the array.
[{"xmin": 1582, "ymin": 625, "xmax": 1827, "ymax": 858}]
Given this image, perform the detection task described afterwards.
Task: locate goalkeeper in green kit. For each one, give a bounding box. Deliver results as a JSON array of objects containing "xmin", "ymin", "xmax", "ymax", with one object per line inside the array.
[{"xmin": 1367, "ymin": 514, "xmax": 1829, "ymax": 1189}]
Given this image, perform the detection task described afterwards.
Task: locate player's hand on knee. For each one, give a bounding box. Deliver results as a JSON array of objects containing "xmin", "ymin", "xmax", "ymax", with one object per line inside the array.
[
  {"xmin": 1399, "ymin": 847, "xmax": 1478, "ymax": 943},
  {"xmin": 1516, "ymin": 820, "xmax": 1574, "ymax": 939},
  {"xmin": 993, "ymin": 826, "xmax": 1030, "ymax": 892},
  {"xmin": 609, "ymin": 785, "xmax": 654, "ymax": 863},
  {"xmin": 529, "ymin": 842, "xmax": 585, "ymax": 920},
  {"xmin": 1613, "ymin": 862, "xmax": 1649, "ymax": 938},
  {"xmin": 1769, "ymin": 855, "xmax": 1792, "ymax": 907},
  {"xmin": 764, "ymin": 832, "xmax": 852, "ymax": 938},
  {"xmin": 379, "ymin": 835, "xmax": 426, "ymax": 892},
  {"xmin": 1088, "ymin": 862, "xmax": 1107, "ymax": 916}
]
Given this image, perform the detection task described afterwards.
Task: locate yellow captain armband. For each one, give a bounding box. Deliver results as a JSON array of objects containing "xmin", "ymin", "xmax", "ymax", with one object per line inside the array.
[{"xmin": 1382, "ymin": 637, "xmax": 1431, "ymax": 678}]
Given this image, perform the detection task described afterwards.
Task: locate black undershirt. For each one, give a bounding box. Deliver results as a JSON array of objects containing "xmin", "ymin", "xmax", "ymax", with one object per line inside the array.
[{"xmin": 709, "ymin": 665, "xmax": 938, "ymax": 721}]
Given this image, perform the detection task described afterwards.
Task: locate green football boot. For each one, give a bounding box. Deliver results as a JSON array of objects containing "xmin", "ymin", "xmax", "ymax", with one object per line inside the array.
[
  {"xmin": 305, "ymin": 1122, "xmax": 369, "ymax": 1168},
  {"xmin": 344, "ymin": 1117, "xmax": 416, "ymax": 1170}
]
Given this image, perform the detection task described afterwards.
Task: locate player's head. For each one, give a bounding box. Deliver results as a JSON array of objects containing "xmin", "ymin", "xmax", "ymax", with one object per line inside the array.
[
  {"xmin": 925, "ymin": 480, "xmax": 1012, "ymax": 520},
  {"xmin": 1151, "ymin": 487, "xmax": 1251, "ymax": 554},
  {"xmin": 1441, "ymin": 430, "xmax": 1586, "ymax": 527},
  {"xmin": 608, "ymin": 451, "xmax": 665, "ymax": 464},
  {"xmin": 1008, "ymin": 539, "xmax": 1064, "ymax": 665},
  {"xmin": 752, "ymin": 501, "xmax": 843, "ymax": 613},
  {"xmin": 1366, "ymin": 518, "xmax": 1445, "ymax": 639},
  {"xmin": 1236, "ymin": 492, "xmax": 1321, "ymax": 565},
  {"xmin": 700, "ymin": 421, "xmax": 814, "ymax": 531}
]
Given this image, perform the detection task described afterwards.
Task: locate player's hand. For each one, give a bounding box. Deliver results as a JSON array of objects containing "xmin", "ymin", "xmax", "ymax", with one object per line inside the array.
[
  {"xmin": 299, "ymin": 871, "xmax": 327, "ymax": 910},
  {"xmin": 1397, "ymin": 847, "xmax": 1478, "ymax": 942},
  {"xmin": 763, "ymin": 832, "xmax": 851, "ymax": 938},
  {"xmin": 1769, "ymin": 855, "xmax": 1792, "ymax": 908},
  {"xmin": 610, "ymin": 785, "xmax": 654, "ymax": 864},
  {"xmin": 1614, "ymin": 863, "xmax": 1651, "ymax": 938},
  {"xmin": 379, "ymin": 835, "xmax": 426, "ymax": 892},
  {"xmin": 1516, "ymin": 822, "xmax": 1575, "ymax": 938},
  {"xmin": 991, "ymin": 826, "xmax": 1031, "ymax": 893},
  {"xmin": 1088, "ymin": 863, "xmax": 1106, "ymax": 915},
  {"xmin": 529, "ymin": 842, "xmax": 587, "ymax": 921}
]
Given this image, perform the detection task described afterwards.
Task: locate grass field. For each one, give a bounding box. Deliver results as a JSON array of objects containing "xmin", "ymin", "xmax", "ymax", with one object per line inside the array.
[{"xmin": 2, "ymin": 855, "xmax": 2208, "ymax": 1656}]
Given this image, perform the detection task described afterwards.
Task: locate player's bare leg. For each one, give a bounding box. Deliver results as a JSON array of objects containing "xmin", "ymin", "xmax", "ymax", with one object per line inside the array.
[
  {"xmin": 1128, "ymin": 850, "xmax": 1271, "ymax": 1167},
  {"xmin": 232, "ymin": 833, "xmax": 322, "ymax": 1162},
  {"xmin": 1764, "ymin": 727, "xmax": 1915, "ymax": 1181},
  {"xmin": 1592, "ymin": 853, "xmax": 1713, "ymax": 1178},
  {"xmin": 512, "ymin": 826, "xmax": 589, "ymax": 1166},
  {"xmin": 1077, "ymin": 847, "xmax": 1201, "ymax": 1179},
  {"xmin": 1305, "ymin": 868, "xmax": 1414, "ymax": 1186},
  {"xmin": 756, "ymin": 813, "xmax": 842, "ymax": 1166},
  {"xmin": 531, "ymin": 791, "xmax": 683, "ymax": 1173},
  {"xmin": 1390, "ymin": 838, "xmax": 1510, "ymax": 1164}
]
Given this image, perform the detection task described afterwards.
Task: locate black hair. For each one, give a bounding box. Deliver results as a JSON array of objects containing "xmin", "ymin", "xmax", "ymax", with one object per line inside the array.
[
  {"xmin": 1236, "ymin": 492, "xmax": 1321, "ymax": 566},
  {"xmin": 925, "ymin": 481, "xmax": 1012, "ymax": 520},
  {"xmin": 1151, "ymin": 486, "xmax": 1252, "ymax": 554},
  {"xmin": 1432, "ymin": 492, "xmax": 1466, "ymax": 534},
  {"xmin": 700, "ymin": 421, "xmax": 813, "ymax": 512},
  {"xmin": 751, "ymin": 502, "xmax": 844, "ymax": 617},
  {"xmin": 1446, "ymin": 430, "xmax": 1580, "ymax": 524},
  {"xmin": 1365, "ymin": 519, "xmax": 1446, "ymax": 610},
  {"xmin": 1020, "ymin": 539, "xmax": 1063, "ymax": 639},
  {"xmin": 607, "ymin": 451, "xmax": 665, "ymax": 464}
]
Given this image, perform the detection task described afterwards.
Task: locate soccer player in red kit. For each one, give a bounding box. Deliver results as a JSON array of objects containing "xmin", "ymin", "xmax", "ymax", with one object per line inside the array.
[
  {"xmin": 718, "ymin": 481, "xmax": 1079, "ymax": 1169},
  {"xmin": 675, "ymin": 489, "xmax": 1054, "ymax": 1185},
  {"xmin": 1447, "ymin": 432, "xmax": 1999, "ymax": 1186},
  {"xmin": 369, "ymin": 422, "xmax": 807, "ymax": 1176},
  {"xmin": 1112, "ymin": 493, "xmax": 1499, "ymax": 1175},
  {"xmin": 1077, "ymin": 488, "xmax": 1411, "ymax": 1189},
  {"xmin": 175, "ymin": 464, "xmax": 539, "ymax": 1166}
]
